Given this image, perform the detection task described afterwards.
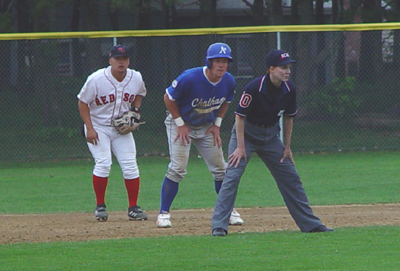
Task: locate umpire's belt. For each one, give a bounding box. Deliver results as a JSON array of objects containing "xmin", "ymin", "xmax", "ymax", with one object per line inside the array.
[{"xmin": 247, "ymin": 121, "xmax": 275, "ymax": 129}]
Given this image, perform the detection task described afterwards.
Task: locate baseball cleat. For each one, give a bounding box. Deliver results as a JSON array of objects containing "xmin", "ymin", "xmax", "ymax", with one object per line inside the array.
[
  {"xmin": 156, "ymin": 211, "xmax": 172, "ymax": 228},
  {"xmin": 95, "ymin": 205, "xmax": 108, "ymax": 222},
  {"xmin": 212, "ymin": 228, "xmax": 227, "ymax": 237},
  {"xmin": 229, "ymin": 209, "xmax": 244, "ymax": 225},
  {"xmin": 128, "ymin": 205, "xmax": 148, "ymax": 220}
]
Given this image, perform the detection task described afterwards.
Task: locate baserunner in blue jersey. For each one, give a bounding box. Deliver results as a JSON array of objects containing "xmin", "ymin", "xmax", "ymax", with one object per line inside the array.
[
  {"xmin": 211, "ymin": 49, "xmax": 333, "ymax": 236},
  {"xmin": 156, "ymin": 42, "xmax": 244, "ymax": 228}
]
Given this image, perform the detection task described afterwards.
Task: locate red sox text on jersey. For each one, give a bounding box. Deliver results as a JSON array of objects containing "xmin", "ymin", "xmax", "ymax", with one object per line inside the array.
[{"xmin": 95, "ymin": 93, "xmax": 136, "ymax": 106}]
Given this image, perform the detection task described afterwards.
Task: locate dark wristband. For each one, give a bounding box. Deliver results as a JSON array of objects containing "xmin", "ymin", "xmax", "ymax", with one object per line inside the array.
[{"xmin": 130, "ymin": 106, "xmax": 140, "ymax": 113}]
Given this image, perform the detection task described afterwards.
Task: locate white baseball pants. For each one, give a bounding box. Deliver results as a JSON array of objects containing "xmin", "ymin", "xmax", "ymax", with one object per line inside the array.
[{"xmin": 85, "ymin": 124, "xmax": 139, "ymax": 179}]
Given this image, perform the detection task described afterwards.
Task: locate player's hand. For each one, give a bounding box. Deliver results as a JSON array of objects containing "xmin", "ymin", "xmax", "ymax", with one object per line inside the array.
[
  {"xmin": 86, "ymin": 128, "xmax": 99, "ymax": 145},
  {"xmin": 174, "ymin": 125, "xmax": 191, "ymax": 146},
  {"xmin": 280, "ymin": 148, "xmax": 295, "ymax": 166},
  {"xmin": 228, "ymin": 147, "xmax": 247, "ymax": 168},
  {"xmin": 205, "ymin": 125, "xmax": 222, "ymax": 148}
]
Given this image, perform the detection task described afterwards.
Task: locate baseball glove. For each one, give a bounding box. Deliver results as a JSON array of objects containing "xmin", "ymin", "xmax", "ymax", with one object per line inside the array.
[{"xmin": 112, "ymin": 111, "xmax": 145, "ymax": 135}]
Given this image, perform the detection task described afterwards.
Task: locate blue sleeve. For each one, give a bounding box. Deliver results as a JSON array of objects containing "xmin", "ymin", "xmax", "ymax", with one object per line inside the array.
[{"xmin": 166, "ymin": 71, "xmax": 192, "ymax": 101}]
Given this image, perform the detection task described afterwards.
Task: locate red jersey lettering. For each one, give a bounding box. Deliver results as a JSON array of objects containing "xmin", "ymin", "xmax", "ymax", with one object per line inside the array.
[
  {"xmin": 123, "ymin": 93, "xmax": 130, "ymax": 101},
  {"xmin": 100, "ymin": 96, "xmax": 108, "ymax": 104},
  {"xmin": 109, "ymin": 94, "xmax": 115, "ymax": 102}
]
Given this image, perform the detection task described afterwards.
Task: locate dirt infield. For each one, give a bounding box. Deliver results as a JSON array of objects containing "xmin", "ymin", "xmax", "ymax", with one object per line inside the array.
[{"xmin": 2, "ymin": 203, "xmax": 400, "ymax": 244}]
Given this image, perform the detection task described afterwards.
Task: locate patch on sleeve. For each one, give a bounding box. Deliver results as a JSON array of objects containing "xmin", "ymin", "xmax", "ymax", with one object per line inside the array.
[
  {"xmin": 239, "ymin": 93, "xmax": 252, "ymax": 108},
  {"xmin": 172, "ymin": 80, "xmax": 178, "ymax": 88}
]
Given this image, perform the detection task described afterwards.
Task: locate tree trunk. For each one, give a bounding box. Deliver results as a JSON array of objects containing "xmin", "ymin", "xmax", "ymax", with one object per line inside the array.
[
  {"xmin": 392, "ymin": 0, "xmax": 400, "ymax": 68},
  {"xmin": 290, "ymin": 0, "xmax": 300, "ymax": 81},
  {"xmin": 14, "ymin": 0, "xmax": 32, "ymax": 97},
  {"xmin": 200, "ymin": 0, "xmax": 216, "ymax": 28},
  {"xmin": 294, "ymin": 0, "xmax": 314, "ymax": 94},
  {"xmin": 0, "ymin": 1, "xmax": 12, "ymax": 86},
  {"xmin": 271, "ymin": 0, "xmax": 283, "ymax": 25},
  {"xmin": 161, "ymin": 0, "xmax": 177, "ymax": 29},
  {"xmin": 251, "ymin": 0, "xmax": 265, "ymax": 23},
  {"xmin": 197, "ymin": 0, "xmax": 216, "ymax": 66},
  {"xmin": 291, "ymin": 0, "xmax": 300, "ymax": 25},
  {"xmin": 265, "ymin": 0, "xmax": 282, "ymax": 49},
  {"xmin": 71, "ymin": 0, "xmax": 82, "ymax": 76},
  {"xmin": 358, "ymin": 0, "xmax": 382, "ymax": 82},
  {"xmin": 138, "ymin": 0, "xmax": 152, "ymax": 30},
  {"xmin": 332, "ymin": 0, "xmax": 346, "ymax": 79},
  {"xmin": 248, "ymin": 0, "xmax": 269, "ymax": 74},
  {"xmin": 106, "ymin": 0, "xmax": 119, "ymax": 31},
  {"xmin": 315, "ymin": 0, "xmax": 325, "ymax": 85},
  {"xmin": 81, "ymin": 0, "xmax": 102, "ymax": 74}
]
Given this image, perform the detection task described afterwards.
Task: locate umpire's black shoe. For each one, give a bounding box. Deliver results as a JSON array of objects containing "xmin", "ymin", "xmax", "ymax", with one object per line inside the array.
[
  {"xmin": 308, "ymin": 225, "xmax": 334, "ymax": 233},
  {"xmin": 212, "ymin": 228, "xmax": 227, "ymax": 237}
]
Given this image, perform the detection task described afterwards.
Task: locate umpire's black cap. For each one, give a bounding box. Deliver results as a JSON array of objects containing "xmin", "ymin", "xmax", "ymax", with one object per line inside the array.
[
  {"xmin": 109, "ymin": 45, "xmax": 129, "ymax": 58},
  {"xmin": 265, "ymin": 49, "xmax": 296, "ymax": 67}
]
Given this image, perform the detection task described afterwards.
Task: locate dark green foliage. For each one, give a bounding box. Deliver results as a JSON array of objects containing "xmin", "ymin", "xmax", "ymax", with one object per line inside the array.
[{"xmin": 301, "ymin": 76, "xmax": 361, "ymax": 121}]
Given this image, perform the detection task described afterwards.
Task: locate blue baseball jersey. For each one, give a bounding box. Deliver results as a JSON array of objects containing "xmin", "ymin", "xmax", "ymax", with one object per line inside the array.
[
  {"xmin": 166, "ymin": 67, "xmax": 235, "ymax": 127},
  {"xmin": 235, "ymin": 75, "xmax": 297, "ymax": 126}
]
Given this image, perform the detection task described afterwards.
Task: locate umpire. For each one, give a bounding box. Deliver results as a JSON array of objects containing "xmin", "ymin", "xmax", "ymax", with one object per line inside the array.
[{"xmin": 211, "ymin": 49, "xmax": 333, "ymax": 236}]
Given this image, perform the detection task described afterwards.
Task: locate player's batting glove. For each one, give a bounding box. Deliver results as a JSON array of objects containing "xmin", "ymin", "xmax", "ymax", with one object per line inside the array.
[{"xmin": 112, "ymin": 110, "xmax": 146, "ymax": 135}]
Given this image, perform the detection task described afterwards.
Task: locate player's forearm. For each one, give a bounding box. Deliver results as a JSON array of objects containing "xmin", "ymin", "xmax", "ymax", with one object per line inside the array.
[
  {"xmin": 283, "ymin": 116, "xmax": 294, "ymax": 149},
  {"xmin": 78, "ymin": 100, "xmax": 94, "ymax": 130},
  {"xmin": 216, "ymin": 102, "xmax": 230, "ymax": 118},
  {"xmin": 164, "ymin": 94, "xmax": 181, "ymax": 119},
  {"xmin": 164, "ymin": 93, "xmax": 186, "ymax": 127},
  {"xmin": 213, "ymin": 102, "xmax": 230, "ymax": 127},
  {"xmin": 235, "ymin": 115, "xmax": 246, "ymax": 149},
  {"xmin": 131, "ymin": 95, "xmax": 143, "ymax": 109}
]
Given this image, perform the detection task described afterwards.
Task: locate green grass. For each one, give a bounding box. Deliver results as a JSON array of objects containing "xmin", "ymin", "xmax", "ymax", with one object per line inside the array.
[
  {"xmin": 292, "ymin": 120, "xmax": 400, "ymax": 152},
  {"xmin": 1, "ymin": 227, "xmax": 399, "ymax": 270},
  {"xmin": 1, "ymin": 151, "xmax": 398, "ymax": 214},
  {"xmin": 1, "ymin": 151, "xmax": 400, "ymax": 270}
]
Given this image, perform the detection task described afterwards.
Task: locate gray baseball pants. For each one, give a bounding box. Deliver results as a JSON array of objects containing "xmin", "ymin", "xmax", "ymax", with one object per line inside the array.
[
  {"xmin": 164, "ymin": 114, "xmax": 226, "ymax": 183},
  {"xmin": 212, "ymin": 122, "xmax": 323, "ymax": 232}
]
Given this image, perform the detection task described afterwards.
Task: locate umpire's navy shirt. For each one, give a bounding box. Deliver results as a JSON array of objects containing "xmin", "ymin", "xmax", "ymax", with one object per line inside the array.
[{"xmin": 235, "ymin": 74, "xmax": 297, "ymax": 126}]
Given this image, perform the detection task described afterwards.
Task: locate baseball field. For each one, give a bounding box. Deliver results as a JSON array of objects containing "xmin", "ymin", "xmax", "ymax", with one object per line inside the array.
[{"xmin": 1, "ymin": 151, "xmax": 400, "ymax": 270}]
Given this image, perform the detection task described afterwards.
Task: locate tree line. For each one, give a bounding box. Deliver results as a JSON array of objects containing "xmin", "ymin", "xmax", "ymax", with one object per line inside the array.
[
  {"xmin": 1, "ymin": 0, "xmax": 399, "ymax": 100},
  {"xmin": 0, "ymin": 0, "xmax": 398, "ymax": 33}
]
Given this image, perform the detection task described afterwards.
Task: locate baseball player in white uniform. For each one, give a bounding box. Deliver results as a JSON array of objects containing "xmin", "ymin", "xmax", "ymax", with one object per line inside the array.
[{"xmin": 77, "ymin": 45, "xmax": 148, "ymax": 222}]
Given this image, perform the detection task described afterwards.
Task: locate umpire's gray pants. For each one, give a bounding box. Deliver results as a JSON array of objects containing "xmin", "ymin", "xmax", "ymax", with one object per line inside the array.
[{"xmin": 212, "ymin": 122, "xmax": 322, "ymax": 232}]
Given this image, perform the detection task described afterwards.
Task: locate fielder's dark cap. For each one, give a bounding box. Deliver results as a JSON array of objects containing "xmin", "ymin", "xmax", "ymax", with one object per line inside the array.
[
  {"xmin": 109, "ymin": 45, "xmax": 129, "ymax": 58},
  {"xmin": 265, "ymin": 49, "xmax": 296, "ymax": 67}
]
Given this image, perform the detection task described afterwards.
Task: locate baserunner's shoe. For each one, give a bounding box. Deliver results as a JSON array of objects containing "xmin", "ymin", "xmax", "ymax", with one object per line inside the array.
[
  {"xmin": 95, "ymin": 204, "xmax": 108, "ymax": 222},
  {"xmin": 156, "ymin": 211, "xmax": 172, "ymax": 228},
  {"xmin": 128, "ymin": 205, "xmax": 148, "ymax": 221},
  {"xmin": 229, "ymin": 209, "xmax": 244, "ymax": 225}
]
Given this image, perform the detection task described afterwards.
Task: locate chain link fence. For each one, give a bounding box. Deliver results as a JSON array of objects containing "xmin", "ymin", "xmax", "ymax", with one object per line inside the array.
[{"xmin": 1, "ymin": 25, "xmax": 400, "ymax": 162}]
